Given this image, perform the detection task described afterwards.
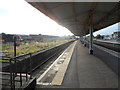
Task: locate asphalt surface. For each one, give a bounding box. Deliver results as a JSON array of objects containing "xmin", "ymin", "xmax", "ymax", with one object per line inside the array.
[
  {"xmin": 61, "ymin": 41, "xmax": 118, "ymax": 88},
  {"xmin": 36, "ymin": 40, "xmax": 118, "ymax": 88}
]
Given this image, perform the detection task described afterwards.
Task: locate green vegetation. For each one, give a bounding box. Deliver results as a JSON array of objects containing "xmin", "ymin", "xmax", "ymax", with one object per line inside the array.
[
  {"xmin": 2, "ymin": 43, "xmax": 12, "ymax": 50},
  {"xmin": 1, "ymin": 39, "xmax": 73, "ymax": 57}
]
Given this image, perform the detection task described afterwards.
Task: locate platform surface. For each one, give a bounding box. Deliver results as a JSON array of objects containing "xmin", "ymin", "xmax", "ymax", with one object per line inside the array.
[
  {"xmin": 62, "ymin": 41, "xmax": 118, "ymax": 88},
  {"xmin": 36, "ymin": 40, "xmax": 118, "ymax": 88}
]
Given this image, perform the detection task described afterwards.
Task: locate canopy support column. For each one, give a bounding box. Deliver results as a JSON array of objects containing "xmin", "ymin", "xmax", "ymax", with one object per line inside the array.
[{"xmin": 89, "ymin": 27, "xmax": 93, "ymax": 55}]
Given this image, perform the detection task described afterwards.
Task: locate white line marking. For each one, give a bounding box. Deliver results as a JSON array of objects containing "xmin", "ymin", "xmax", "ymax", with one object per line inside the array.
[
  {"xmin": 37, "ymin": 45, "xmax": 70, "ymax": 84},
  {"xmin": 51, "ymin": 41, "xmax": 77, "ymax": 85}
]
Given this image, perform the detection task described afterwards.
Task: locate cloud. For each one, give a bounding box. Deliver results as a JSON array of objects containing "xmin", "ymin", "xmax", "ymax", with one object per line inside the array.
[{"xmin": 0, "ymin": 8, "xmax": 8, "ymax": 14}]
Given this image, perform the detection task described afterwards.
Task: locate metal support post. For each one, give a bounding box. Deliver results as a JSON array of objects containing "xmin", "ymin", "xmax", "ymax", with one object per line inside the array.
[
  {"xmin": 13, "ymin": 36, "xmax": 18, "ymax": 79},
  {"xmin": 84, "ymin": 36, "xmax": 86, "ymax": 47},
  {"xmin": 13, "ymin": 36, "xmax": 17, "ymax": 58},
  {"xmin": 89, "ymin": 27, "xmax": 93, "ymax": 55},
  {"xmin": 29, "ymin": 53, "xmax": 32, "ymax": 79},
  {"xmin": 9, "ymin": 58, "xmax": 13, "ymax": 90},
  {"xmin": 26, "ymin": 73, "xmax": 28, "ymax": 81},
  {"xmin": 20, "ymin": 72, "xmax": 22, "ymax": 86}
]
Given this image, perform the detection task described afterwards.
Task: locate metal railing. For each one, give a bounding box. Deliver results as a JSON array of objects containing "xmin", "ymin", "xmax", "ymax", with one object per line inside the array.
[
  {"xmin": 0, "ymin": 40, "xmax": 74, "ymax": 89},
  {"xmin": 0, "ymin": 54, "xmax": 32, "ymax": 90}
]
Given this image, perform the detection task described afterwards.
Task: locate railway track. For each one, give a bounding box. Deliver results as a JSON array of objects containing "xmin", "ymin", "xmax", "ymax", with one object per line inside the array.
[
  {"xmin": 0, "ymin": 40, "xmax": 75, "ymax": 89},
  {"xmin": 82, "ymin": 39, "xmax": 120, "ymax": 52}
]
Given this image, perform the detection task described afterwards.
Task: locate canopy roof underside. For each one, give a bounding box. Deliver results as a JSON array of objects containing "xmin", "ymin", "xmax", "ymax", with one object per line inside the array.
[{"xmin": 28, "ymin": 2, "xmax": 120, "ymax": 36}]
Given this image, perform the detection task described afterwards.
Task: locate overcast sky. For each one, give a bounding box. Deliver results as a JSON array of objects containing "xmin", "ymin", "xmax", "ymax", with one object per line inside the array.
[
  {"xmin": 0, "ymin": 0, "xmax": 73, "ymax": 36},
  {"xmin": 0, "ymin": 0, "xmax": 119, "ymax": 36},
  {"xmin": 93, "ymin": 23, "xmax": 118, "ymax": 36}
]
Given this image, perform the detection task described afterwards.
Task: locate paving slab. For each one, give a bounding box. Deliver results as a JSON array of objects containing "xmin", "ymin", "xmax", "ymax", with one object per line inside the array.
[{"xmin": 62, "ymin": 40, "xmax": 118, "ymax": 88}]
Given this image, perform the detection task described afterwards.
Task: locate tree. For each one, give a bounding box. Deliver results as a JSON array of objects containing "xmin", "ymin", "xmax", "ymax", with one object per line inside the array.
[
  {"xmin": 95, "ymin": 34, "xmax": 103, "ymax": 39},
  {"xmin": 1, "ymin": 33, "xmax": 14, "ymax": 42}
]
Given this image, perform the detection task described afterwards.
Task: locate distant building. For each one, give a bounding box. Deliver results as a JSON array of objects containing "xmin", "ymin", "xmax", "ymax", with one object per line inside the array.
[
  {"xmin": 113, "ymin": 31, "xmax": 120, "ymax": 39},
  {"xmin": 20, "ymin": 35, "xmax": 33, "ymax": 41},
  {"xmin": 109, "ymin": 34, "xmax": 113, "ymax": 39},
  {"xmin": 103, "ymin": 31, "xmax": 120, "ymax": 40},
  {"xmin": 30, "ymin": 34, "xmax": 60, "ymax": 41},
  {"xmin": 29, "ymin": 34, "xmax": 41, "ymax": 41},
  {"xmin": 103, "ymin": 35, "xmax": 111, "ymax": 40}
]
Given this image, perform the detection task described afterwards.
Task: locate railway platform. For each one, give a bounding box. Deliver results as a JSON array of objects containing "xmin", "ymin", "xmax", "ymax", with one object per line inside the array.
[{"xmin": 35, "ymin": 40, "xmax": 118, "ymax": 88}]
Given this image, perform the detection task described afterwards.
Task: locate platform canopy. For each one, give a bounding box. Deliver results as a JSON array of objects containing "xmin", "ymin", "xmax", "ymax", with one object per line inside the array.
[{"xmin": 28, "ymin": 2, "xmax": 119, "ymax": 36}]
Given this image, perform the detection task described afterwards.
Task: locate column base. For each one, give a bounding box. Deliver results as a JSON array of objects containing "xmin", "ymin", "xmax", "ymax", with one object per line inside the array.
[
  {"xmin": 84, "ymin": 43, "xmax": 86, "ymax": 47},
  {"xmin": 89, "ymin": 49, "xmax": 93, "ymax": 55}
]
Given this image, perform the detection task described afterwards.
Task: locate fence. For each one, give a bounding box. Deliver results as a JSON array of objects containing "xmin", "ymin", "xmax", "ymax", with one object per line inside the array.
[
  {"xmin": 0, "ymin": 56, "xmax": 32, "ymax": 89},
  {"xmin": 1, "ymin": 40, "xmax": 74, "ymax": 89}
]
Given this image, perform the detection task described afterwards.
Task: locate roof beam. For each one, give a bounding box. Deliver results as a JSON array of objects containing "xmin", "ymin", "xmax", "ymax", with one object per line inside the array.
[
  {"xmin": 47, "ymin": 2, "xmax": 72, "ymax": 10},
  {"xmin": 72, "ymin": 2, "xmax": 78, "ymax": 31},
  {"xmin": 94, "ymin": 3, "xmax": 119, "ymax": 26},
  {"xmin": 62, "ymin": 11, "xmax": 88, "ymax": 21},
  {"xmin": 86, "ymin": 2, "xmax": 98, "ymax": 27},
  {"xmin": 63, "ymin": 21, "xmax": 88, "ymax": 27},
  {"xmin": 72, "ymin": 3, "xmax": 77, "ymax": 23},
  {"xmin": 82, "ymin": 2, "xmax": 98, "ymax": 35}
]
